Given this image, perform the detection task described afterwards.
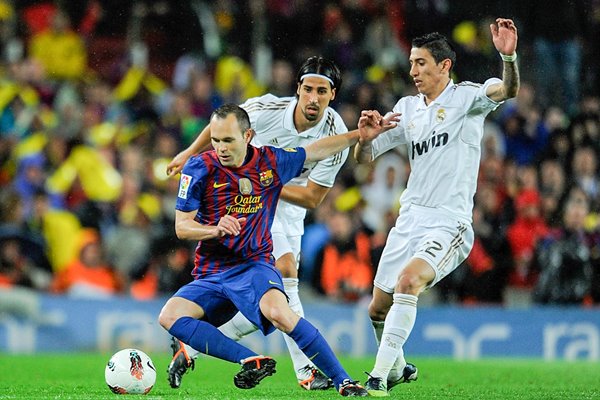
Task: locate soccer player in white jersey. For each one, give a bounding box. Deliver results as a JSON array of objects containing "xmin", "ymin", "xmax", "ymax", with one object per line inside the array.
[
  {"xmin": 165, "ymin": 56, "xmax": 348, "ymax": 390},
  {"xmin": 353, "ymin": 18, "xmax": 520, "ymax": 396}
]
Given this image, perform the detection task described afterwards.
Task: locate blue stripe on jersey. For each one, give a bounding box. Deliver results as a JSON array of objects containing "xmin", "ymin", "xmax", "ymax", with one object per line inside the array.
[
  {"xmin": 251, "ymin": 147, "xmax": 276, "ymax": 254},
  {"xmin": 178, "ymin": 145, "xmax": 305, "ymax": 279}
]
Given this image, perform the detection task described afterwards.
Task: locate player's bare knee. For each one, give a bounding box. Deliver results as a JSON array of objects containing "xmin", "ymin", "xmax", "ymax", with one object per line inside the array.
[
  {"xmin": 368, "ymin": 301, "xmax": 388, "ymax": 321},
  {"xmin": 264, "ymin": 306, "xmax": 297, "ymax": 333},
  {"xmin": 395, "ymin": 273, "xmax": 424, "ymax": 295},
  {"xmin": 279, "ymin": 267, "xmax": 296, "ymax": 278},
  {"xmin": 276, "ymin": 255, "xmax": 297, "ymax": 278},
  {"xmin": 158, "ymin": 308, "xmax": 177, "ymax": 330},
  {"xmin": 368, "ymin": 306, "xmax": 387, "ymax": 321}
]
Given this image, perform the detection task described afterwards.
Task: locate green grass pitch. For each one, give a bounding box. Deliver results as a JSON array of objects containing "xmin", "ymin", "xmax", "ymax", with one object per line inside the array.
[{"xmin": 0, "ymin": 354, "xmax": 598, "ymax": 399}]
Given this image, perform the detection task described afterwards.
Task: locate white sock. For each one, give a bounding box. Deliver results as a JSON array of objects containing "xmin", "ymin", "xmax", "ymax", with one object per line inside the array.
[
  {"xmin": 371, "ymin": 319, "xmax": 384, "ymax": 346},
  {"xmin": 183, "ymin": 342, "xmax": 200, "ymax": 359},
  {"xmin": 219, "ymin": 311, "xmax": 259, "ymax": 341},
  {"xmin": 371, "ymin": 319, "xmax": 403, "ymax": 380},
  {"xmin": 370, "ymin": 293, "xmax": 417, "ymax": 380},
  {"xmin": 282, "ymin": 278, "xmax": 314, "ymax": 380}
]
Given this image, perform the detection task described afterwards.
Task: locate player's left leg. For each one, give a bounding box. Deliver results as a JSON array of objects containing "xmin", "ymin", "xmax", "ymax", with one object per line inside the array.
[
  {"xmin": 277, "ymin": 252, "xmax": 332, "ymax": 390},
  {"xmin": 259, "ymin": 288, "xmax": 367, "ymax": 397}
]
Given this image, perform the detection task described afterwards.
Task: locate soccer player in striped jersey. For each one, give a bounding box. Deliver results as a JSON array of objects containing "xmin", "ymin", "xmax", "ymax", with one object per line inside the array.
[
  {"xmin": 165, "ymin": 57, "xmax": 349, "ymax": 390},
  {"xmin": 354, "ymin": 18, "xmax": 521, "ymax": 396},
  {"xmin": 158, "ymin": 103, "xmax": 397, "ymax": 396}
]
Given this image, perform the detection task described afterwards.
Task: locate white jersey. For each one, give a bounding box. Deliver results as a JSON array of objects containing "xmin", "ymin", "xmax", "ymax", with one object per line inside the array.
[
  {"xmin": 370, "ymin": 78, "xmax": 502, "ymax": 222},
  {"xmin": 240, "ymin": 94, "xmax": 349, "ymax": 236}
]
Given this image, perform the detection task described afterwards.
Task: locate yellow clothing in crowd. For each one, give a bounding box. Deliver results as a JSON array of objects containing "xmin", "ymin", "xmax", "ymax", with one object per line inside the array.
[{"xmin": 29, "ymin": 29, "xmax": 87, "ymax": 80}]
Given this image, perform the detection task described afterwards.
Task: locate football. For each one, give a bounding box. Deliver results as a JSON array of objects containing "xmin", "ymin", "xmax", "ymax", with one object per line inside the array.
[{"xmin": 105, "ymin": 348, "xmax": 157, "ymax": 394}]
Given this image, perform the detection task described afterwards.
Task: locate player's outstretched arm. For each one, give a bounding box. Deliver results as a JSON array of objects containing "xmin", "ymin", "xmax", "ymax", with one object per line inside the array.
[
  {"xmin": 281, "ymin": 180, "xmax": 331, "ymax": 209},
  {"xmin": 166, "ymin": 125, "xmax": 213, "ymax": 176},
  {"xmin": 354, "ymin": 110, "xmax": 401, "ymax": 163},
  {"xmin": 487, "ymin": 18, "xmax": 520, "ymax": 102},
  {"xmin": 304, "ymin": 111, "xmax": 398, "ymax": 162},
  {"xmin": 303, "ymin": 130, "xmax": 360, "ymax": 162}
]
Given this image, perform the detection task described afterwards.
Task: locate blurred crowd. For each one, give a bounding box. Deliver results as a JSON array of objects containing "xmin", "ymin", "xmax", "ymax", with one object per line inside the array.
[{"xmin": 1, "ymin": 0, "xmax": 600, "ymax": 306}]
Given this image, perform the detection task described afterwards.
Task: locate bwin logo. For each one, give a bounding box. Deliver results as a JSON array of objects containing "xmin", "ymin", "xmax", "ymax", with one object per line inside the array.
[{"xmin": 411, "ymin": 131, "xmax": 449, "ymax": 159}]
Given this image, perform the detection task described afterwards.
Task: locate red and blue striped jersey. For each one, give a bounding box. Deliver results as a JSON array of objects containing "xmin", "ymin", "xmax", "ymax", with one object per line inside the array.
[{"xmin": 176, "ymin": 145, "xmax": 306, "ymax": 278}]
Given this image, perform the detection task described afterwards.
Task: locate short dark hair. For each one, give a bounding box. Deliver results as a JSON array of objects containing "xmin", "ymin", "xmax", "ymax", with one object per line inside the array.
[
  {"xmin": 412, "ymin": 32, "xmax": 456, "ymax": 72},
  {"xmin": 296, "ymin": 56, "xmax": 342, "ymax": 91},
  {"xmin": 211, "ymin": 104, "xmax": 251, "ymax": 133}
]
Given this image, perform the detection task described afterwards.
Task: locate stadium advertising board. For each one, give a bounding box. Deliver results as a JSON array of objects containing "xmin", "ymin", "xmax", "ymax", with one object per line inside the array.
[{"xmin": 0, "ymin": 291, "xmax": 598, "ymax": 360}]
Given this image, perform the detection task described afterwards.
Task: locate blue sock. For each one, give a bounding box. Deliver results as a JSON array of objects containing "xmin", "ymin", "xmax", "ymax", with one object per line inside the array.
[
  {"xmin": 288, "ymin": 318, "xmax": 350, "ymax": 389},
  {"xmin": 169, "ymin": 317, "xmax": 256, "ymax": 363}
]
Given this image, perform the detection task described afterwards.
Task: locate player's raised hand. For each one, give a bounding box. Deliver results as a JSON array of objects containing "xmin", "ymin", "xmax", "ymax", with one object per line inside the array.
[
  {"xmin": 166, "ymin": 151, "xmax": 191, "ymax": 177},
  {"xmin": 490, "ymin": 18, "xmax": 518, "ymax": 56},
  {"xmin": 358, "ymin": 110, "xmax": 401, "ymax": 142},
  {"xmin": 216, "ymin": 215, "xmax": 247, "ymax": 237}
]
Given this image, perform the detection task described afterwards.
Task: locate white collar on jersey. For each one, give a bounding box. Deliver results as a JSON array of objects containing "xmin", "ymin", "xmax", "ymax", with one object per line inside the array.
[
  {"xmin": 416, "ymin": 79, "xmax": 454, "ymax": 110},
  {"xmin": 284, "ymin": 97, "xmax": 328, "ymax": 137}
]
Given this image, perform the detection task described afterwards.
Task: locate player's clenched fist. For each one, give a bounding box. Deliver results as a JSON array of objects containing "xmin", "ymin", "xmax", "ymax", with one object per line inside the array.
[{"xmin": 216, "ymin": 215, "xmax": 247, "ymax": 237}]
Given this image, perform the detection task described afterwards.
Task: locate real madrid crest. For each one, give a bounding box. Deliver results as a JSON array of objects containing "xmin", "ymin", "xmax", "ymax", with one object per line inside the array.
[
  {"xmin": 436, "ymin": 108, "xmax": 446, "ymax": 123},
  {"xmin": 259, "ymin": 170, "xmax": 274, "ymax": 187},
  {"xmin": 239, "ymin": 178, "xmax": 252, "ymax": 195}
]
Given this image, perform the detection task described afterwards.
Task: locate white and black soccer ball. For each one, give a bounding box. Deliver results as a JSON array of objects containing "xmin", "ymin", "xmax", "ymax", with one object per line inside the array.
[{"xmin": 105, "ymin": 348, "xmax": 156, "ymax": 394}]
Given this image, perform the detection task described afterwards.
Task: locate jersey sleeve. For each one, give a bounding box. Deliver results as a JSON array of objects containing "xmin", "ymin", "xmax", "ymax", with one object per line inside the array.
[
  {"xmin": 469, "ymin": 78, "xmax": 504, "ymax": 114},
  {"xmin": 175, "ymin": 156, "xmax": 207, "ymax": 212},
  {"xmin": 270, "ymin": 146, "xmax": 306, "ymax": 185},
  {"xmin": 371, "ymin": 102, "xmax": 409, "ymax": 159}
]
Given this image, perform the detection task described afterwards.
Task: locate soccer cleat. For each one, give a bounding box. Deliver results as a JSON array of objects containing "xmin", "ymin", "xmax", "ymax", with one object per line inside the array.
[
  {"xmin": 167, "ymin": 337, "xmax": 195, "ymax": 389},
  {"xmin": 233, "ymin": 356, "xmax": 277, "ymax": 389},
  {"xmin": 365, "ymin": 374, "xmax": 388, "ymax": 397},
  {"xmin": 338, "ymin": 379, "xmax": 368, "ymax": 397},
  {"xmin": 298, "ymin": 365, "xmax": 334, "ymax": 390},
  {"xmin": 387, "ymin": 362, "xmax": 418, "ymax": 391}
]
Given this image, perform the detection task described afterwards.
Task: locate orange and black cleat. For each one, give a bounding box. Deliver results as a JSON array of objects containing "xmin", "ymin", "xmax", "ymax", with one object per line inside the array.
[
  {"xmin": 167, "ymin": 337, "xmax": 195, "ymax": 388},
  {"xmin": 233, "ymin": 355, "xmax": 277, "ymax": 389}
]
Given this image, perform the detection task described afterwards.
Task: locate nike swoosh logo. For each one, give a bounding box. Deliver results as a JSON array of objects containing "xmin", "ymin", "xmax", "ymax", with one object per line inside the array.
[
  {"xmin": 268, "ymin": 280, "xmax": 280, "ymax": 286},
  {"xmin": 146, "ymin": 361, "xmax": 156, "ymax": 372},
  {"xmin": 213, "ymin": 182, "xmax": 229, "ymax": 188}
]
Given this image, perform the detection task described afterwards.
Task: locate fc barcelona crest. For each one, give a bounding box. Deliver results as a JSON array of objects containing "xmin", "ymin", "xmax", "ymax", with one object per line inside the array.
[
  {"xmin": 259, "ymin": 170, "xmax": 273, "ymax": 187},
  {"xmin": 239, "ymin": 178, "xmax": 252, "ymax": 195}
]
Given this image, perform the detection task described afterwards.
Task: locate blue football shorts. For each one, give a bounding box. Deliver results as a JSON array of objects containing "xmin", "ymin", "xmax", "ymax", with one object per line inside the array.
[{"xmin": 172, "ymin": 261, "xmax": 286, "ymax": 335}]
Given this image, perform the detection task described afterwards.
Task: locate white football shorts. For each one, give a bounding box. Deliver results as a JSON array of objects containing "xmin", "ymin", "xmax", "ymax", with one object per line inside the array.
[
  {"xmin": 374, "ymin": 203, "xmax": 474, "ymax": 293},
  {"xmin": 271, "ymin": 217, "xmax": 301, "ymax": 267}
]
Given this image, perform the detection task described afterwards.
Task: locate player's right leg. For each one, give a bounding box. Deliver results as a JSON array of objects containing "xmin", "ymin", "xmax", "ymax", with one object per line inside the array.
[
  {"xmin": 367, "ymin": 291, "xmax": 418, "ymax": 392},
  {"xmin": 366, "ymin": 258, "xmax": 430, "ymax": 396},
  {"xmin": 386, "ymin": 362, "xmax": 418, "ymax": 390},
  {"xmin": 167, "ymin": 337, "xmax": 195, "ymax": 388},
  {"xmin": 168, "ymin": 311, "xmax": 259, "ymax": 388},
  {"xmin": 159, "ymin": 296, "xmax": 257, "ymax": 365}
]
